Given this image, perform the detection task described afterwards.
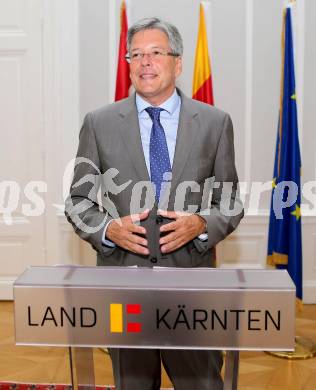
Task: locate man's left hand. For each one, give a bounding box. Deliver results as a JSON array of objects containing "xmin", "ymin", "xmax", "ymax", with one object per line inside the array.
[{"xmin": 158, "ymin": 210, "xmax": 206, "ymax": 254}]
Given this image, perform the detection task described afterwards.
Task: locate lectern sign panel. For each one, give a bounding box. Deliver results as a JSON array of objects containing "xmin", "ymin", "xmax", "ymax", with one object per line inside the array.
[{"xmin": 14, "ymin": 267, "xmax": 295, "ymax": 351}]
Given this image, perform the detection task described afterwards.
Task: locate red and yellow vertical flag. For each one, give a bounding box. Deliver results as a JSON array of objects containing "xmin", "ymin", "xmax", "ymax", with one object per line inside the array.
[
  {"xmin": 114, "ymin": 0, "xmax": 131, "ymax": 101},
  {"xmin": 192, "ymin": 3, "xmax": 214, "ymax": 105}
]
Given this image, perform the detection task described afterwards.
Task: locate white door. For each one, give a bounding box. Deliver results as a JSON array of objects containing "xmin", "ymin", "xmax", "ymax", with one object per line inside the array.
[{"xmin": 0, "ymin": 0, "xmax": 45, "ymax": 298}]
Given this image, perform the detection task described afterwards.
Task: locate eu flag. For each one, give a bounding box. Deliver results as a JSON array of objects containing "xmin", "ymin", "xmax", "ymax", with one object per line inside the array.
[{"xmin": 267, "ymin": 6, "xmax": 302, "ymax": 300}]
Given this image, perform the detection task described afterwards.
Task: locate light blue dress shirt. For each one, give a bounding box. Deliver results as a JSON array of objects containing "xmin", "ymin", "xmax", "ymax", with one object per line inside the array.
[
  {"xmin": 136, "ymin": 89, "xmax": 181, "ymax": 173},
  {"xmin": 103, "ymin": 89, "xmax": 207, "ymax": 246}
]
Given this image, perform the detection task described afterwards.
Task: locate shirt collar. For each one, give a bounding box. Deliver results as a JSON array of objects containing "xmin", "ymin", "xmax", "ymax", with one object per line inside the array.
[{"xmin": 136, "ymin": 89, "xmax": 180, "ymax": 116}]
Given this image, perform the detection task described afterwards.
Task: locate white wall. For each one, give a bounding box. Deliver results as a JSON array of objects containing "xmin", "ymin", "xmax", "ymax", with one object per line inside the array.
[
  {"xmin": 1, "ymin": 0, "xmax": 315, "ymax": 302},
  {"xmin": 79, "ymin": 0, "xmax": 109, "ymax": 115}
]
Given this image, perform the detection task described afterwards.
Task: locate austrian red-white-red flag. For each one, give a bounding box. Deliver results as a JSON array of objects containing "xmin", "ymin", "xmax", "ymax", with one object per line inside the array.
[{"xmin": 114, "ymin": 0, "xmax": 131, "ymax": 101}]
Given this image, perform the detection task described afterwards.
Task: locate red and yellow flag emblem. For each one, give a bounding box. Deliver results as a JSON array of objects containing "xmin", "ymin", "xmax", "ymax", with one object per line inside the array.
[{"xmin": 110, "ymin": 303, "xmax": 142, "ymax": 333}]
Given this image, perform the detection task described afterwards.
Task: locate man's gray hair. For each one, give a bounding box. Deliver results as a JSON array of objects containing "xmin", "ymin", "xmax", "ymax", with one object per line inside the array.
[{"xmin": 127, "ymin": 17, "xmax": 183, "ymax": 56}]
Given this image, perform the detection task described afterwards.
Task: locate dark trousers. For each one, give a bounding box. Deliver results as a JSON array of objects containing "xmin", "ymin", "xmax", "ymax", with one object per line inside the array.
[{"xmin": 109, "ymin": 348, "xmax": 223, "ymax": 390}]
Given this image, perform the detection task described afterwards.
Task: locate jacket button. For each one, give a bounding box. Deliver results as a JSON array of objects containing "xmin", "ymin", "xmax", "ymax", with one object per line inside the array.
[
  {"xmin": 150, "ymin": 257, "xmax": 158, "ymax": 263},
  {"xmin": 156, "ymin": 215, "xmax": 163, "ymax": 224}
]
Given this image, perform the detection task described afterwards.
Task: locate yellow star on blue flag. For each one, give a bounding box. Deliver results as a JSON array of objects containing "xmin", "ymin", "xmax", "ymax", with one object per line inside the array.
[{"xmin": 291, "ymin": 204, "xmax": 301, "ymax": 221}]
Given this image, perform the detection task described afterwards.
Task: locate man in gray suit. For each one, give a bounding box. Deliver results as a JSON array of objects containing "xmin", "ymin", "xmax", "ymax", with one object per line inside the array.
[{"xmin": 65, "ymin": 17, "xmax": 243, "ymax": 390}]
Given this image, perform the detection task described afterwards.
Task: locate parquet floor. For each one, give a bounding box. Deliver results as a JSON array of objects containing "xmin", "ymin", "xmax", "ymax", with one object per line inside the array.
[{"xmin": 0, "ymin": 301, "xmax": 315, "ymax": 389}]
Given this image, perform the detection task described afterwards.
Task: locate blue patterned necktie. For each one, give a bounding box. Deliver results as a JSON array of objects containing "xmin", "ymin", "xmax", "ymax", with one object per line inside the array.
[{"xmin": 145, "ymin": 107, "xmax": 171, "ymax": 201}]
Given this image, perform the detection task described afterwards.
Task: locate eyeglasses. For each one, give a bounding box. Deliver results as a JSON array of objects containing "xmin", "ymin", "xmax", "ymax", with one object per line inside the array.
[{"xmin": 125, "ymin": 49, "xmax": 180, "ymax": 63}]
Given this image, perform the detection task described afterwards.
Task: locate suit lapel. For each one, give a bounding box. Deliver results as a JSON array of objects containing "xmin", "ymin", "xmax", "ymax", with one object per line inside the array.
[
  {"xmin": 118, "ymin": 94, "xmax": 150, "ymax": 182},
  {"xmin": 170, "ymin": 91, "xmax": 199, "ymax": 196},
  {"xmin": 116, "ymin": 91, "xmax": 200, "ymax": 196}
]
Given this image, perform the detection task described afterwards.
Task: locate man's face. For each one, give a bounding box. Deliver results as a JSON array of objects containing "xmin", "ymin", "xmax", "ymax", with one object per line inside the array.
[{"xmin": 129, "ymin": 29, "xmax": 182, "ymax": 106}]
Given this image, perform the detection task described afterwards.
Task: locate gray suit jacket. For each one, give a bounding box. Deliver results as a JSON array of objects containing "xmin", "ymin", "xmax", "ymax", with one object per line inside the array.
[{"xmin": 65, "ymin": 89, "xmax": 243, "ymax": 268}]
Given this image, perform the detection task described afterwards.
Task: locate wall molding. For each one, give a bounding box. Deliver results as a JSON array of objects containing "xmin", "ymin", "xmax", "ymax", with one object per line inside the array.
[
  {"xmin": 108, "ymin": 0, "xmax": 119, "ymax": 104},
  {"xmin": 42, "ymin": 0, "xmax": 80, "ymax": 266},
  {"xmin": 0, "ymin": 278, "xmax": 15, "ymax": 300},
  {"xmin": 304, "ymin": 281, "xmax": 316, "ymax": 304},
  {"xmin": 244, "ymin": 0, "xmax": 253, "ymax": 184}
]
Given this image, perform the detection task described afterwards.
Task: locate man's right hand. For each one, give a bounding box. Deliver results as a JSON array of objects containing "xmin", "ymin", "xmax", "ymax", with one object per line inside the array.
[{"xmin": 105, "ymin": 210, "xmax": 149, "ymax": 255}]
